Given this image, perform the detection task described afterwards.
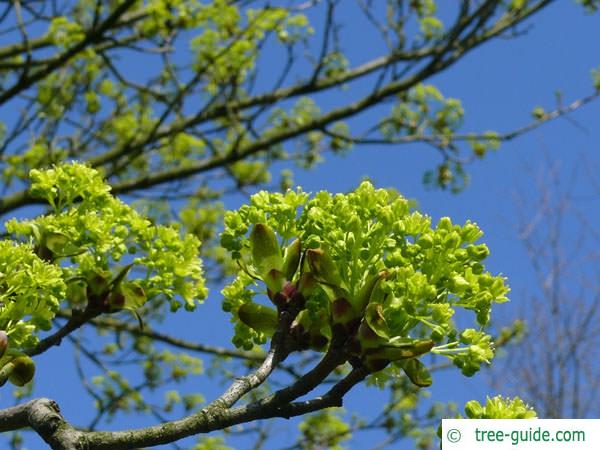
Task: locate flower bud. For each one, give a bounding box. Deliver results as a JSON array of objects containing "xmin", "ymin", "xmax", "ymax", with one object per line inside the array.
[
  {"xmin": 460, "ymin": 222, "xmax": 483, "ymax": 243},
  {"xmin": 467, "ymin": 244, "xmax": 490, "ymax": 261},
  {"xmin": 430, "ymin": 326, "xmax": 445, "ymax": 342},
  {"xmin": 417, "ymin": 233, "xmax": 434, "ymax": 249},
  {"xmin": 8, "ymin": 356, "xmax": 35, "ymax": 387},
  {"xmin": 464, "ymin": 400, "xmax": 484, "ymax": 419},
  {"xmin": 451, "ymin": 275, "xmax": 470, "ymax": 294},
  {"xmin": 444, "ymin": 231, "xmax": 461, "ymax": 249},
  {"xmin": 437, "ymin": 216, "xmax": 453, "ymax": 232}
]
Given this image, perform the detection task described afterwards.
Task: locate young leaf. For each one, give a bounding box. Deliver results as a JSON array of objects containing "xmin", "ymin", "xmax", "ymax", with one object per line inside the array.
[
  {"xmin": 238, "ymin": 302, "xmax": 279, "ymax": 335},
  {"xmin": 282, "ymin": 238, "xmax": 301, "ymax": 280},
  {"xmin": 354, "ymin": 271, "xmax": 387, "ymax": 315},
  {"xmin": 44, "ymin": 231, "xmax": 71, "ymax": 253},
  {"xmin": 306, "ymin": 248, "xmax": 343, "ymax": 287},
  {"xmin": 364, "ymin": 303, "xmax": 390, "ymax": 340},
  {"xmin": 122, "ymin": 282, "xmax": 147, "ymax": 310},
  {"xmin": 399, "ymin": 358, "xmax": 432, "ymax": 387},
  {"xmin": 250, "ymin": 223, "xmax": 283, "ymax": 277}
]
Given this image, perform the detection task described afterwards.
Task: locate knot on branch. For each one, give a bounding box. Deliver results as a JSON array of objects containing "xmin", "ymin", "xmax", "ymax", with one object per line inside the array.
[
  {"xmin": 27, "ymin": 398, "xmax": 86, "ymax": 450},
  {"xmin": 28, "ymin": 398, "xmax": 63, "ymax": 437}
]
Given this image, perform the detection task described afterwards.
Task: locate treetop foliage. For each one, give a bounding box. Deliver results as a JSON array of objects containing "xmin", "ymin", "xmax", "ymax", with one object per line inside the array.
[{"xmin": 2, "ymin": 0, "xmax": 598, "ymax": 223}]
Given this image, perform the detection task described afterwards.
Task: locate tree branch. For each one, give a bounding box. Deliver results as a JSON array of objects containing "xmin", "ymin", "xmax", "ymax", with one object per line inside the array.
[
  {"xmin": 209, "ymin": 304, "xmax": 300, "ymax": 409},
  {"xmin": 26, "ymin": 309, "xmax": 99, "ymax": 357},
  {"xmin": 0, "ymin": 342, "xmax": 363, "ymax": 449},
  {"xmin": 0, "ymin": 0, "xmax": 138, "ymax": 105},
  {"xmin": 0, "ymin": 398, "xmax": 83, "ymax": 449},
  {"xmin": 56, "ymin": 311, "xmax": 265, "ymax": 361}
]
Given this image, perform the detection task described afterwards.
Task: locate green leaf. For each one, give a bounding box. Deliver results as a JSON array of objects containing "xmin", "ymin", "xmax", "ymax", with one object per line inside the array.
[
  {"xmin": 399, "ymin": 359, "xmax": 432, "ymax": 387},
  {"xmin": 263, "ymin": 269, "xmax": 285, "ymax": 294},
  {"xmin": 122, "ymin": 282, "xmax": 147, "ymax": 310},
  {"xmin": 44, "ymin": 231, "xmax": 71, "ymax": 253},
  {"xmin": 297, "ymin": 273, "xmax": 318, "ymax": 297},
  {"xmin": 306, "ymin": 248, "xmax": 343, "ymax": 287},
  {"xmin": 282, "ymin": 238, "xmax": 301, "ymax": 280},
  {"xmin": 379, "ymin": 340, "xmax": 434, "ymax": 360},
  {"xmin": 364, "ymin": 303, "xmax": 389, "ymax": 340},
  {"xmin": 354, "ymin": 270, "xmax": 387, "ymax": 314},
  {"xmin": 110, "ymin": 264, "xmax": 133, "ymax": 289},
  {"xmin": 238, "ymin": 302, "xmax": 278, "ymax": 335},
  {"xmin": 250, "ymin": 223, "xmax": 283, "ymax": 277}
]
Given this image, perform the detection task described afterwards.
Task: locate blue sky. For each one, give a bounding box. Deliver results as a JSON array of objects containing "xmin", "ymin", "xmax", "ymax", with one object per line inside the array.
[{"xmin": 2, "ymin": 2, "xmax": 600, "ymax": 449}]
